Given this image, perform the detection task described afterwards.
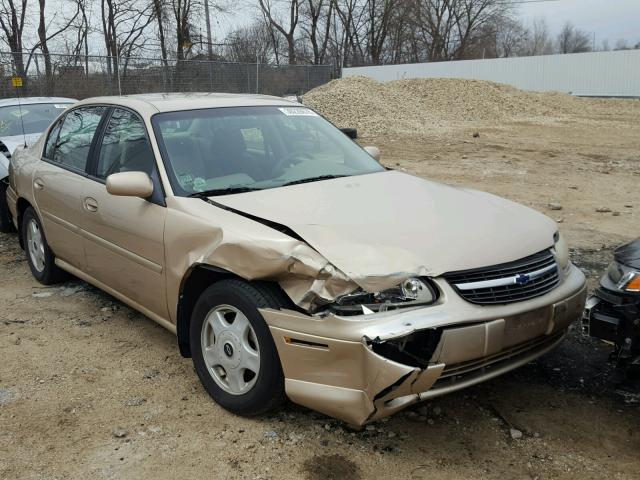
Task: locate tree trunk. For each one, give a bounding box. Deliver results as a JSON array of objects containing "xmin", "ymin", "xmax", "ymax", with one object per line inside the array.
[{"xmin": 38, "ymin": 0, "xmax": 54, "ymax": 95}]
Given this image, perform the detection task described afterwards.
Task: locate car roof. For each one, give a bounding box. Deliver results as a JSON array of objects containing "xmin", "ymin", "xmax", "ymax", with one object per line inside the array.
[
  {"xmin": 0, "ymin": 96, "xmax": 77, "ymax": 107},
  {"xmin": 75, "ymin": 92, "xmax": 298, "ymax": 115}
]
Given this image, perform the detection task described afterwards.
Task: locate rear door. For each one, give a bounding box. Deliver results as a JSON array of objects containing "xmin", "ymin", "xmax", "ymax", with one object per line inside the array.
[
  {"xmin": 33, "ymin": 106, "xmax": 107, "ymax": 270},
  {"xmin": 82, "ymin": 107, "xmax": 169, "ymax": 319}
]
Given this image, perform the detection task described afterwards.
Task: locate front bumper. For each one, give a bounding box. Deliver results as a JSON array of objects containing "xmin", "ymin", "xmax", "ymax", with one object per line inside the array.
[
  {"xmin": 582, "ymin": 285, "xmax": 640, "ymax": 362},
  {"xmin": 261, "ymin": 264, "xmax": 587, "ymax": 426}
]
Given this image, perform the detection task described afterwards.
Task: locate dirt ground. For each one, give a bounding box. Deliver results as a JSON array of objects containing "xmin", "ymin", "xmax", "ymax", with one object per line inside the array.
[{"xmin": 1, "ymin": 97, "xmax": 640, "ymax": 479}]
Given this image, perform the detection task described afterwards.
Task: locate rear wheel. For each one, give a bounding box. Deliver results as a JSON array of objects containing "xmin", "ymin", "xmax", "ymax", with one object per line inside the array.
[
  {"xmin": 21, "ymin": 206, "xmax": 66, "ymax": 284},
  {"xmin": 0, "ymin": 180, "xmax": 14, "ymax": 233},
  {"xmin": 189, "ymin": 279, "xmax": 287, "ymax": 416}
]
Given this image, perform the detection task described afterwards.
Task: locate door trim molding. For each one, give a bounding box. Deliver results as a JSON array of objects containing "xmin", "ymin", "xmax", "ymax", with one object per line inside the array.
[
  {"xmin": 41, "ymin": 210, "xmax": 81, "ymax": 234},
  {"xmin": 82, "ymin": 228, "xmax": 163, "ymax": 274},
  {"xmin": 43, "ymin": 209, "xmax": 163, "ymax": 274}
]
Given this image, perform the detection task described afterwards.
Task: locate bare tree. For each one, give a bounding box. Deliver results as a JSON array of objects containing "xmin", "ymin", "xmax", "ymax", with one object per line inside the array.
[
  {"xmin": 300, "ymin": 0, "xmax": 333, "ymax": 64},
  {"xmin": 332, "ymin": 0, "xmax": 368, "ymax": 67},
  {"xmin": 557, "ymin": 21, "xmax": 591, "ymax": 54},
  {"xmin": 152, "ymin": 0, "xmax": 169, "ymax": 66},
  {"xmin": 32, "ymin": 0, "xmax": 82, "ymax": 93},
  {"xmin": 364, "ymin": 0, "xmax": 398, "ymax": 64},
  {"xmin": 224, "ymin": 19, "xmax": 275, "ymax": 63},
  {"xmin": 494, "ymin": 15, "xmax": 526, "ymax": 57},
  {"xmin": 101, "ymin": 0, "xmax": 155, "ymax": 76},
  {"xmin": 614, "ymin": 39, "xmax": 630, "ymax": 51},
  {"xmin": 385, "ymin": 1, "xmax": 417, "ymax": 63},
  {"xmin": 408, "ymin": 0, "xmax": 509, "ymax": 62},
  {"xmin": 172, "ymin": 0, "xmax": 198, "ymax": 60},
  {"xmin": 519, "ymin": 17, "xmax": 553, "ymax": 56},
  {"xmin": 258, "ymin": 0, "xmax": 300, "ymax": 64},
  {"xmin": 0, "ymin": 0, "xmax": 27, "ymax": 79}
]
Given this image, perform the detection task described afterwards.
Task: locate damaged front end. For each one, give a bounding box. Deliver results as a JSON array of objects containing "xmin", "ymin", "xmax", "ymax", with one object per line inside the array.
[
  {"xmin": 583, "ymin": 239, "xmax": 640, "ymax": 370},
  {"xmin": 259, "ymin": 268, "xmax": 586, "ymax": 426},
  {"xmin": 163, "ymin": 190, "xmax": 585, "ymax": 426},
  {"xmin": 324, "ymin": 277, "xmax": 438, "ymax": 316}
]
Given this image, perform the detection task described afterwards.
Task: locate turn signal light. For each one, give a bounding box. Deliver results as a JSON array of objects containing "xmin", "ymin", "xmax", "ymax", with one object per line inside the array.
[{"xmin": 624, "ymin": 274, "xmax": 640, "ymax": 292}]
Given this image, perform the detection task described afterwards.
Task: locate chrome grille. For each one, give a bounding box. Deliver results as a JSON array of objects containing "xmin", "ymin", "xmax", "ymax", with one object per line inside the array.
[{"xmin": 443, "ymin": 250, "xmax": 560, "ymax": 305}]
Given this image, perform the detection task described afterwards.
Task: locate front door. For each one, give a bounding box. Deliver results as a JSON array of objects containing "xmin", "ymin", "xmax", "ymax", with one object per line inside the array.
[
  {"xmin": 33, "ymin": 106, "xmax": 107, "ymax": 270},
  {"xmin": 81, "ymin": 107, "xmax": 168, "ymax": 320}
]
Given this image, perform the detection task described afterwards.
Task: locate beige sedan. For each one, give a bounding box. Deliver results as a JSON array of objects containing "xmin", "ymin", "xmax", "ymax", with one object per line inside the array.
[{"xmin": 5, "ymin": 93, "xmax": 587, "ymax": 426}]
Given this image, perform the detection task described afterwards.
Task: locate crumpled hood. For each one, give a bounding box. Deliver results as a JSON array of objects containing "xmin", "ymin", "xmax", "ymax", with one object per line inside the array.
[{"xmin": 214, "ymin": 171, "xmax": 557, "ymax": 291}]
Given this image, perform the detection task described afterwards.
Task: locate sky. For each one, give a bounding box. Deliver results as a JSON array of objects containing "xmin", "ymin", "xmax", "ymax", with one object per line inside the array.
[
  {"xmin": 515, "ymin": 0, "xmax": 639, "ymax": 47},
  {"xmin": 216, "ymin": 0, "xmax": 640, "ymax": 47}
]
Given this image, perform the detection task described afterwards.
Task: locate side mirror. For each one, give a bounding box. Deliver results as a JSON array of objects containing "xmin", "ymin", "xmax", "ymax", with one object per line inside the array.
[
  {"xmin": 106, "ymin": 171, "xmax": 153, "ymax": 198},
  {"xmin": 364, "ymin": 146, "xmax": 381, "ymax": 162},
  {"xmin": 341, "ymin": 128, "xmax": 358, "ymax": 140}
]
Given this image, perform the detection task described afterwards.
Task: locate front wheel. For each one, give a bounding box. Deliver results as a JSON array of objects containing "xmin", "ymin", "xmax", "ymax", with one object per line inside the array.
[{"xmin": 189, "ymin": 280, "xmax": 288, "ymax": 416}]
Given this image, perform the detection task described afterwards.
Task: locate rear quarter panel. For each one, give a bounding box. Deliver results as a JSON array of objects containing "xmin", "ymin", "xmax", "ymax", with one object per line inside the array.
[{"xmin": 10, "ymin": 137, "xmax": 46, "ymax": 216}]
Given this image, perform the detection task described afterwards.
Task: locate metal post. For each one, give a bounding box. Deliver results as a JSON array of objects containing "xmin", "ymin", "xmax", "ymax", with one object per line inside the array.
[
  {"xmin": 204, "ymin": 0, "xmax": 213, "ymax": 60},
  {"xmin": 34, "ymin": 54, "xmax": 41, "ymax": 95},
  {"xmin": 116, "ymin": 55, "xmax": 122, "ymax": 95},
  {"xmin": 256, "ymin": 52, "xmax": 259, "ymax": 94}
]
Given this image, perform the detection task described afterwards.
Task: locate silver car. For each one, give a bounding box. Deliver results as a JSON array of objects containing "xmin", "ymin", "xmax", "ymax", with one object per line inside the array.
[{"xmin": 0, "ymin": 96, "xmax": 75, "ymax": 232}]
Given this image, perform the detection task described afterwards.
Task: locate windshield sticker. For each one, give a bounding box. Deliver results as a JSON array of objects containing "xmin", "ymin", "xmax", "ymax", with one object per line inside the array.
[
  {"xmin": 179, "ymin": 173, "xmax": 194, "ymax": 186},
  {"xmin": 278, "ymin": 107, "xmax": 318, "ymax": 117},
  {"xmin": 193, "ymin": 177, "xmax": 206, "ymax": 192},
  {"xmin": 54, "ymin": 104, "xmax": 69, "ymax": 109}
]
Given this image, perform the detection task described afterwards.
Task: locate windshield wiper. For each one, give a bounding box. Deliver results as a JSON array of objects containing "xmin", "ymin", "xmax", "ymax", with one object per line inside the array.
[
  {"xmin": 188, "ymin": 186, "xmax": 263, "ymax": 197},
  {"xmin": 281, "ymin": 175, "xmax": 348, "ymax": 187}
]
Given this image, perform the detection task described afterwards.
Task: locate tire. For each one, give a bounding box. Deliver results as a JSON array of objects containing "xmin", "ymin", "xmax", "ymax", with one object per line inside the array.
[
  {"xmin": 21, "ymin": 206, "xmax": 66, "ymax": 284},
  {"xmin": 0, "ymin": 180, "xmax": 14, "ymax": 233},
  {"xmin": 190, "ymin": 279, "xmax": 288, "ymax": 416}
]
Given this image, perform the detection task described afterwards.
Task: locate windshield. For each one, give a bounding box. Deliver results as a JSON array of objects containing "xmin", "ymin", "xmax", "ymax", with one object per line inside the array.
[
  {"xmin": 152, "ymin": 106, "xmax": 385, "ymax": 196},
  {"xmin": 0, "ymin": 102, "xmax": 72, "ymax": 136}
]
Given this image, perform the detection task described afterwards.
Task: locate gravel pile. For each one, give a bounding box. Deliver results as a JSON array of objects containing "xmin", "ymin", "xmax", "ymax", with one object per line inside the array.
[{"xmin": 303, "ymin": 76, "xmax": 639, "ymax": 137}]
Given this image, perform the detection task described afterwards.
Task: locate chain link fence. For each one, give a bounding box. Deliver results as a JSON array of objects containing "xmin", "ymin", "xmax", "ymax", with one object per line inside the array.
[{"xmin": 0, "ymin": 52, "xmax": 334, "ymax": 100}]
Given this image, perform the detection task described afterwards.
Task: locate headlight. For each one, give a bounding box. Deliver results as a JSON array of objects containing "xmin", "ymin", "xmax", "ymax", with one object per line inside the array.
[
  {"xmin": 608, "ymin": 261, "xmax": 640, "ymax": 292},
  {"xmin": 553, "ymin": 231, "xmax": 569, "ymax": 273},
  {"xmin": 329, "ymin": 278, "xmax": 438, "ymax": 315}
]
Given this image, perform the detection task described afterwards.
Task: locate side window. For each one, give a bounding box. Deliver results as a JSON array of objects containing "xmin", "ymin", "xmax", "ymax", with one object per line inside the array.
[
  {"xmin": 52, "ymin": 106, "xmax": 106, "ymax": 171},
  {"xmin": 43, "ymin": 120, "xmax": 63, "ymax": 160},
  {"xmin": 96, "ymin": 108, "xmax": 155, "ymax": 179}
]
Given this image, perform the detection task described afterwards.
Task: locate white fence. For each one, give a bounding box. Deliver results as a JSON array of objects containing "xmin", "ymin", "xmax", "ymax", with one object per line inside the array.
[{"xmin": 343, "ymin": 50, "xmax": 640, "ymax": 97}]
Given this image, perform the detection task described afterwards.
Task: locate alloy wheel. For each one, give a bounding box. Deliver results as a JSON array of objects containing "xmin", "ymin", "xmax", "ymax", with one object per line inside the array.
[
  {"xmin": 26, "ymin": 218, "xmax": 45, "ymax": 273},
  {"xmin": 200, "ymin": 304, "xmax": 261, "ymax": 395}
]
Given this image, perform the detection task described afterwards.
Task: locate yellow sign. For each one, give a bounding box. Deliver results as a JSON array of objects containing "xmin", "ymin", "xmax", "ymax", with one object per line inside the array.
[{"xmin": 11, "ymin": 76, "xmax": 22, "ymax": 87}]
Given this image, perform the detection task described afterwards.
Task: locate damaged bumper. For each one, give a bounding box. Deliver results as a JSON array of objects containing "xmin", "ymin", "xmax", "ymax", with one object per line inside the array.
[{"xmin": 260, "ymin": 264, "xmax": 586, "ymax": 426}]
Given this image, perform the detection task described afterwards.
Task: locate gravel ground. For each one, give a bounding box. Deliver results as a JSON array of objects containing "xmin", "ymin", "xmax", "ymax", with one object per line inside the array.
[{"xmin": 1, "ymin": 79, "xmax": 640, "ymax": 479}]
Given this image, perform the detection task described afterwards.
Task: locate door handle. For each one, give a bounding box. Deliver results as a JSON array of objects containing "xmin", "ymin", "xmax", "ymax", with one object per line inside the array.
[
  {"xmin": 84, "ymin": 197, "xmax": 98, "ymax": 212},
  {"xmin": 33, "ymin": 178, "xmax": 44, "ymax": 190}
]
